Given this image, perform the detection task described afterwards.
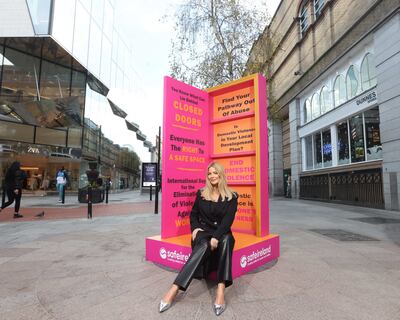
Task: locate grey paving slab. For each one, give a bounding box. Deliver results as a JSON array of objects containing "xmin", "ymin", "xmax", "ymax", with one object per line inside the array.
[{"xmin": 0, "ymin": 198, "xmax": 400, "ymax": 319}]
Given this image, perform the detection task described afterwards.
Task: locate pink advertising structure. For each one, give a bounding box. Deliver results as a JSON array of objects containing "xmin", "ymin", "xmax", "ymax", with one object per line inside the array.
[{"xmin": 146, "ymin": 74, "xmax": 280, "ymax": 278}]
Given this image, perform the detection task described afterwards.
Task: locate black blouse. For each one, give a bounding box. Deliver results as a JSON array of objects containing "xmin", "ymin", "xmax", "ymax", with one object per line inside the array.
[{"xmin": 190, "ymin": 189, "xmax": 238, "ymax": 240}]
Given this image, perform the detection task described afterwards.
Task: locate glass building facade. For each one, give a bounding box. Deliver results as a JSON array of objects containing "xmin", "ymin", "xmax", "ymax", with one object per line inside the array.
[{"xmin": 0, "ymin": 0, "xmax": 143, "ymax": 194}]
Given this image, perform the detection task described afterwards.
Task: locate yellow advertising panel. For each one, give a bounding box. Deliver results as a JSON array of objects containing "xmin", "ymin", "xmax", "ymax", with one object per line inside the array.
[
  {"xmin": 213, "ymin": 86, "xmax": 255, "ymax": 120},
  {"xmin": 232, "ymin": 186, "xmax": 256, "ymax": 234},
  {"xmin": 213, "ymin": 117, "xmax": 255, "ymax": 155}
]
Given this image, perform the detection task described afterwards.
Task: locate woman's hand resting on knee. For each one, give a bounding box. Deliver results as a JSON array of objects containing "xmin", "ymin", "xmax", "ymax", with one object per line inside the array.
[{"xmin": 210, "ymin": 238, "xmax": 218, "ymax": 250}]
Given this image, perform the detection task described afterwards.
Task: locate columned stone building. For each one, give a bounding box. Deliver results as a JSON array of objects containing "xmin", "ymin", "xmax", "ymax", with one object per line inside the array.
[{"xmin": 247, "ymin": 0, "xmax": 400, "ymax": 210}]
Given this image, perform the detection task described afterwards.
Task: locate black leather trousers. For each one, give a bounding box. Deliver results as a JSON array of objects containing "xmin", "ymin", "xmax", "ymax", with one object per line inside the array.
[{"xmin": 173, "ymin": 232, "xmax": 235, "ymax": 291}]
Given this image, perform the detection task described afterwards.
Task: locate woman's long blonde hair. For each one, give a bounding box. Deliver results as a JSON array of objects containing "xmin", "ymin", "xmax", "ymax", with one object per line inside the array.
[{"xmin": 201, "ymin": 162, "xmax": 235, "ymax": 201}]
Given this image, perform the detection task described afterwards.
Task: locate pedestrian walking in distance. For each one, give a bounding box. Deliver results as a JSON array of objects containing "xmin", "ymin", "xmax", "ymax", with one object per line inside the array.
[
  {"xmin": 56, "ymin": 167, "xmax": 67, "ymax": 203},
  {"xmin": 0, "ymin": 161, "xmax": 26, "ymax": 218}
]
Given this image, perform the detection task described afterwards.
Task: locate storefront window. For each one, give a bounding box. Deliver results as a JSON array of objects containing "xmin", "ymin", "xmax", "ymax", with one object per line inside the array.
[
  {"xmin": 349, "ymin": 114, "xmax": 365, "ymax": 163},
  {"xmin": 320, "ymin": 86, "xmax": 332, "ymax": 114},
  {"xmin": 361, "ymin": 53, "xmax": 377, "ymax": 91},
  {"xmin": 364, "ymin": 107, "xmax": 382, "ymax": 160},
  {"xmin": 311, "ymin": 92, "xmax": 320, "ymax": 119},
  {"xmin": 314, "ymin": 132, "xmax": 322, "ymax": 169},
  {"xmin": 322, "ymin": 129, "xmax": 332, "ymax": 167},
  {"xmin": 346, "ymin": 65, "xmax": 360, "ymax": 99},
  {"xmin": 305, "ymin": 135, "xmax": 313, "ymax": 170},
  {"xmin": 337, "ymin": 121, "xmax": 350, "ymax": 165},
  {"xmin": 333, "ymin": 74, "xmax": 346, "ymax": 107}
]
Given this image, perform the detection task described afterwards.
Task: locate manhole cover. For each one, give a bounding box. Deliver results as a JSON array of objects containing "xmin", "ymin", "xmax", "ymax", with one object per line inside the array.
[
  {"xmin": 349, "ymin": 217, "xmax": 400, "ymax": 224},
  {"xmin": 309, "ymin": 229, "xmax": 379, "ymax": 241}
]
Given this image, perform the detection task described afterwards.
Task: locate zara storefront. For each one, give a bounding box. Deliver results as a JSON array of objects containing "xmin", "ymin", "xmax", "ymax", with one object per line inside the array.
[{"xmin": 0, "ymin": 0, "xmax": 146, "ymax": 195}]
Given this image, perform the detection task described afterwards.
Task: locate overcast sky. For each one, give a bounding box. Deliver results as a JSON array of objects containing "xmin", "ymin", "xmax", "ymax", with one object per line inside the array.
[{"xmin": 109, "ymin": 0, "xmax": 280, "ymax": 162}]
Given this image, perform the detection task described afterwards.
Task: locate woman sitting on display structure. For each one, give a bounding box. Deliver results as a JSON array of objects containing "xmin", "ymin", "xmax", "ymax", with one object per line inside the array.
[{"xmin": 159, "ymin": 162, "xmax": 238, "ymax": 316}]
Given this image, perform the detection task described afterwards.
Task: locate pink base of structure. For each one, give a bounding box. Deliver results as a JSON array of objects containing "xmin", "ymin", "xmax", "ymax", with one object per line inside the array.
[{"xmin": 145, "ymin": 233, "xmax": 280, "ymax": 278}]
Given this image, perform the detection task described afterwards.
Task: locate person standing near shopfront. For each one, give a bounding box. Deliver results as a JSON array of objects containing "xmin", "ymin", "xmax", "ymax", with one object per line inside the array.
[
  {"xmin": 0, "ymin": 161, "xmax": 26, "ymax": 218},
  {"xmin": 56, "ymin": 167, "xmax": 68, "ymax": 202}
]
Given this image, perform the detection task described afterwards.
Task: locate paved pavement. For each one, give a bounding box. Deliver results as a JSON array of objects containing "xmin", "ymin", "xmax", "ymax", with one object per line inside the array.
[{"xmin": 0, "ymin": 192, "xmax": 400, "ymax": 319}]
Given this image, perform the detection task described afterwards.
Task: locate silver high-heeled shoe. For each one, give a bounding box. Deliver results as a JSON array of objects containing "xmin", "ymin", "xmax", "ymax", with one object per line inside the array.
[
  {"xmin": 159, "ymin": 300, "xmax": 172, "ymax": 313},
  {"xmin": 213, "ymin": 303, "xmax": 226, "ymax": 316}
]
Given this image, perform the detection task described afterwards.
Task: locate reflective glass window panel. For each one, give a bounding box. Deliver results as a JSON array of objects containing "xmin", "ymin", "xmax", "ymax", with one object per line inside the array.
[
  {"xmin": 70, "ymin": 70, "xmax": 86, "ymax": 126},
  {"xmin": 364, "ymin": 107, "xmax": 382, "ymax": 161},
  {"xmin": 304, "ymin": 99, "xmax": 311, "ymax": 123},
  {"xmin": 337, "ymin": 121, "xmax": 350, "ymax": 165},
  {"xmin": 88, "ymin": 22, "xmax": 102, "ymax": 78},
  {"xmin": 40, "ymin": 60, "xmax": 71, "ymax": 100},
  {"xmin": 92, "ymin": 0, "xmax": 105, "ymax": 25},
  {"xmin": 26, "ymin": 0, "xmax": 51, "ymax": 34},
  {"xmin": 1, "ymin": 47, "xmax": 40, "ymax": 103},
  {"xmin": 103, "ymin": 1, "xmax": 114, "ymax": 40},
  {"xmin": 299, "ymin": 4, "xmax": 308, "ymax": 36},
  {"xmin": 361, "ymin": 53, "xmax": 377, "ymax": 91},
  {"xmin": 333, "ymin": 74, "xmax": 346, "ymax": 107},
  {"xmin": 52, "ymin": 0, "xmax": 76, "ymax": 52},
  {"xmin": 305, "ymin": 135, "xmax": 313, "ymax": 170},
  {"xmin": 0, "ymin": 120, "xmax": 34, "ymax": 143},
  {"xmin": 320, "ymin": 86, "xmax": 332, "ymax": 114},
  {"xmin": 68, "ymin": 127, "xmax": 82, "ymax": 148},
  {"xmin": 314, "ymin": 132, "xmax": 322, "ymax": 169},
  {"xmin": 73, "ymin": 1, "xmax": 90, "ymax": 67},
  {"xmin": 36, "ymin": 127, "xmax": 67, "ymax": 146},
  {"xmin": 79, "ymin": 0, "xmax": 92, "ymax": 12},
  {"xmin": 346, "ymin": 65, "xmax": 360, "ymax": 99},
  {"xmin": 112, "ymin": 30, "xmax": 119, "ymax": 61},
  {"xmin": 0, "ymin": 45, "xmax": 4, "ymax": 83},
  {"xmin": 349, "ymin": 114, "xmax": 365, "ymax": 163},
  {"xmin": 311, "ymin": 93, "xmax": 320, "ymax": 119},
  {"xmin": 322, "ymin": 129, "xmax": 332, "ymax": 167},
  {"xmin": 101, "ymin": 37, "xmax": 112, "ymax": 87}
]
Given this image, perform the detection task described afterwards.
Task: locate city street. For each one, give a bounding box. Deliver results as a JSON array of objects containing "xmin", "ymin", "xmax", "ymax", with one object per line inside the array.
[{"xmin": 0, "ymin": 191, "xmax": 399, "ymax": 319}]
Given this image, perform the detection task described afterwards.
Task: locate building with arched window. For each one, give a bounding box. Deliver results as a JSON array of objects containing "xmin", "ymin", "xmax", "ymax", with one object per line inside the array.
[{"xmin": 247, "ymin": 0, "xmax": 400, "ymax": 210}]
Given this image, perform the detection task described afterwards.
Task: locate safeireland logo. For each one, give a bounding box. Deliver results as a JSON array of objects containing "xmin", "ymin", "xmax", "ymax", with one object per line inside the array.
[
  {"xmin": 159, "ymin": 247, "xmax": 190, "ymax": 265},
  {"xmin": 159, "ymin": 247, "xmax": 167, "ymax": 259},
  {"xmin": 240, "ymin": 245, "xmax": 272, "ymax": 268},
  {"xmin": 240, "ymin": 255, "xmax": 247, "ymax": 268}
]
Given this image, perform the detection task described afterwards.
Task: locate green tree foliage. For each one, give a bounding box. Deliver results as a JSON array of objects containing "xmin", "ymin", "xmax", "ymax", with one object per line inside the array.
[{"xmin": 170, "ymin": 0, "xmax": 268, "ymax": 89}]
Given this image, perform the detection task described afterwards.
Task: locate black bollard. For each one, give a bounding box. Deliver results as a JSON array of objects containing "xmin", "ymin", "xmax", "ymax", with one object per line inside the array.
[
  {"xmin": 154, "ymin": 184, "xmax": 159, "ymax": 214},
  {"xmin": 105, "ymin": 185, "xmax": 109, "ymax": 204},
  {"xmin": 150, "ymin": 185, "xmax": 153, "ymax": 201},
  {"xmin": 87, "ymin": 186, "xmax": 92, "ymax": 219},
  {"xmin": 1, "ymin": 179, "xmax": 5, "ymax": 208},
  {"xmin": 61, "ymin": 184, "xmax": 65, "ymax": 204}
]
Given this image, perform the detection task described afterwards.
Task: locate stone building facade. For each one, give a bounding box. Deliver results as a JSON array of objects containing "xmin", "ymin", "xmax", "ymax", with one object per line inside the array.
[{"xmin": 247, "ymin": 0, "xmax": 400, "ymax": 210}]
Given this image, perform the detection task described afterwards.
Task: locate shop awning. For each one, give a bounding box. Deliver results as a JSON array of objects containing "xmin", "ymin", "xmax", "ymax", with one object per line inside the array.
[
  {"xmin": 136, "ymin": 130, "xmax": 146, "ymax": 142},
  {"xmin": 143, "ymin": 140, "xmax": 152, "ymax": 148},
  {"xmin": 107, "ymin": 98, "xmax": 128, "ymax": 119},
  {"xmin": 125, "ymin": 120, "xmax": 140, "ymax": 132}
]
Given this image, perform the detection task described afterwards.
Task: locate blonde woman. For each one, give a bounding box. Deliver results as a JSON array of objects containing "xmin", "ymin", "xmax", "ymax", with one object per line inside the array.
[{"xmin": 159, "ymin": 162, "xmax": 238, "ymax": 316}]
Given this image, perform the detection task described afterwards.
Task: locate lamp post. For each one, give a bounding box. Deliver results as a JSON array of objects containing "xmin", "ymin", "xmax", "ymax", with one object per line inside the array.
[{"xmin": 154, "ymin": 126, "xmax": 161, "ymax": 214}]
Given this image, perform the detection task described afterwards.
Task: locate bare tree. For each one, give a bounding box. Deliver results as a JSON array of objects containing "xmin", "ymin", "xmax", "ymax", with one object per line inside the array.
[{"xmin": 169, "ymin": 0, "xmax": 268, "ymax": 88}]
